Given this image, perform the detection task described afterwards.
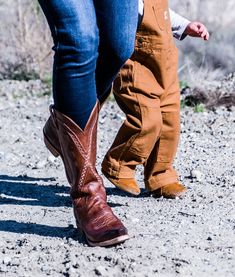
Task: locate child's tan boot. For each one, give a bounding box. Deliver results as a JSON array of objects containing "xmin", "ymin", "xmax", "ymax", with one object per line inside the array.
[
  {"xmin": 151, "ymin": 183, "xmax": 186, "ymax": 199},
  {"xmin": 102, "ymin": 170, "xmax": 140, "ymax": 196}
]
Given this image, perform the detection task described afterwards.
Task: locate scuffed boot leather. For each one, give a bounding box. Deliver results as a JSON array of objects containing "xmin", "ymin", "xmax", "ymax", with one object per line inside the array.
[{"xmin": 43, "ymin": 102, "xmax": 129, "ymax": 246}]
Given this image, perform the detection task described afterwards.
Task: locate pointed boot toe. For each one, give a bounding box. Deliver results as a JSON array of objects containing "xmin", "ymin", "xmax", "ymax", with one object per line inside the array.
[
  {"xmin": 152, "ymin": 183, "xmax": 186, "ymax": 199},
  {"xmin": 85, "ymin": 223, "xmax": 129, "ymax": 247}
]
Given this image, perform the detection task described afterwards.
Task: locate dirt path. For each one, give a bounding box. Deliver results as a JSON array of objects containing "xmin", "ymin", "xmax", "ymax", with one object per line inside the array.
[{"xmin": 0, "ymin": 81, "xmax": 234, "ymax": 276}]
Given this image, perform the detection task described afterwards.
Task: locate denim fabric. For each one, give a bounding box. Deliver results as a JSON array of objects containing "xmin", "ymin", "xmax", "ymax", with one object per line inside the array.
[{"xmin": 38, "ymin": 0, "xmax": 138, "ymax": 128}]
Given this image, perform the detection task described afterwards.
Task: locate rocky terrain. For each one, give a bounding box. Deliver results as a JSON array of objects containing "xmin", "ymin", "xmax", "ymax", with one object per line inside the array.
[{"xmin": 0, "ymin": 80, "xmax": 234, "ymax": 276}]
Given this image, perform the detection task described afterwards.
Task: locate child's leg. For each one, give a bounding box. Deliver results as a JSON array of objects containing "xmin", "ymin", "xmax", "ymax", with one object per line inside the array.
[
  {"xmin": 102, "ymin": 59, "xmax": 163, "ymax": 195},
  {"xmin": 144, "ymin": 88, "xmax": 180, "ymax": 189},
  {"xmin": 144, "ymin": 51, "xmax": 186, "ymax": 198}
]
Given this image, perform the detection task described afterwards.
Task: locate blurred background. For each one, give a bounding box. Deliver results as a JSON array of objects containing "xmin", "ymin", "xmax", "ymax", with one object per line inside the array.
[
  {"xmin": 170, "ymin": 0, "xmax": 235, "ymax": 88},
  {"xmin": 0, "ymin": 0, "xmax": 234, "ymax": 94}
]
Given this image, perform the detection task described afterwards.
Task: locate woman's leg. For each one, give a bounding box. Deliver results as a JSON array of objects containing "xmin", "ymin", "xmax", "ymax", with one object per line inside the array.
[
  {"xmin": 38, "ymin": 0, "xmax": 98, "ymax": 129},
  {"xmin": 38, "ymin": 0, "xmax": 138, "ymax": 128}
]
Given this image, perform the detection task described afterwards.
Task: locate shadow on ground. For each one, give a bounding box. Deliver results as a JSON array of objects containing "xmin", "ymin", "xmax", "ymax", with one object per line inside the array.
[
  {"xmin": 0, "ymin": 175, "xmax": 147, "ymax": 208},
  {"xmin": 105, "ymin": 187, "xmax": 149, "ymax": 198},
  {"xmin": 0, "ymin": 220, "xmax": 85, "ymax": 242},
  {"xmin": 0, "ymin": 174, "xmax": 71, "ymax": 207}
]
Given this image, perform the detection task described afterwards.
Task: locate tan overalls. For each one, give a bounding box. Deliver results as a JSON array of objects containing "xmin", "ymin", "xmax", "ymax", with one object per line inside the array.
[{"xmin": 102, "ymin": 0, "xmax": 180, "ymax": 191}]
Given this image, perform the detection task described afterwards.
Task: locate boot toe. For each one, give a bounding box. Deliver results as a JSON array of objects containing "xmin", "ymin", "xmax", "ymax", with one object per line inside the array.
[
  {"xmin": 86, "ymin": 226, "xmax": 129, "ymax": 247},
  {"xmin": 152, "ymin": 183, "xmax": 186, "ymax": 199},
  {"xmin": 102, "ymin": 170, "xmax": 140, "ymax": 195},
  {"xmin": 115, "ymin": 179, "xmax": 140, "ymax": 195},
  {"xmin": 103, "ymin": 226, "xmax": 128, "ymax": 239}
]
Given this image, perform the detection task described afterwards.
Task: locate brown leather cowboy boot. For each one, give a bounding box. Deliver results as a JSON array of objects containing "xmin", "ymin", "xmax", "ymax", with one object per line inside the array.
[{"xmin": 43, "ymin": 102, "xmax": 129, "ymax": 247}]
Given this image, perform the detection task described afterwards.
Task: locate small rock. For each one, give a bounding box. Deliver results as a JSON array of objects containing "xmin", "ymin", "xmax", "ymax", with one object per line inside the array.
[
  {"xmin": 65, "ymin": 263, "xmax": 72, "ymax": 270},
  {"xmin": 68, "ymin": 239, "xmax": 77, "ymax": 246},
  {"xmin": 99, "ymin": 115, "xmax": 106, "ymax": 124},
  {"xmin": 35, "ymin": 160, "xmax": 47, "ymax": 169},
  {"xmin": 114, "ymin": 113, "xmax": 125, "ymax": 121},
  {"xmin": 41, "ymin": 265, "xmax": 50, "ymax": 273},
  {"xmin": 0, "ymin": 265, "xmax": 7, "ymax": 272},
  {"xmin": 3, "ymin": 257, "xmax": 11, "ymax": 265},
  {"xmin": 191, "ymin": 169, "xmax": 203, "ymax": 181},
  {"xmin": 94, "ymin": 266, "xmax": 107, "ymax": 276},
  {"xmin": 67, "ymin": 267, "xmax": 77, "ymax": 275},
  {"xmin": 131, "ymin": 218, "xmax": 140, "ymax": 223},
  {"xmin": 10, "ymin": 258, "xmax": 20, "ymax": 267},
  {"xmin": 47, "ymin": 155, "xmax": 57, "ymax": 163},
  {"xmin": 0, "ymin": 151, "xmax": 5, "ymax": 161}
]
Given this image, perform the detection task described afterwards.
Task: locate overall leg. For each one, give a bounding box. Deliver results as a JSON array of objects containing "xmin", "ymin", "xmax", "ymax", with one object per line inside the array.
[
  {"xmin": 102, "ymin": 59, "xmax": 164, "ymax": 195},
  {"xmin": 144, "ymin": 87, "xmax": 181, "ymax": 190},
  {"xmin": 144, "ymin": 47, "xmax": 186, "ymax": 198}
]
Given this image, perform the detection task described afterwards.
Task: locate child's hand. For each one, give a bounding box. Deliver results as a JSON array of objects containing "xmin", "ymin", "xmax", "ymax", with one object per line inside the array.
[{"xmin": 184, "ymin": 22, "xmax": 209, "ymax": 41}]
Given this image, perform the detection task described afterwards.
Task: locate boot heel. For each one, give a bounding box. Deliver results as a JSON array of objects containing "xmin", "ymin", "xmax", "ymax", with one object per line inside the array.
[
  {"xmin": 75, "ymin": 220, "xmax": 84, "ymax": 235},
  {"xmin": 43, "ymin": 133, "xmax": 60, "ymax": 157},
  {"xmin": 75, "ymin": 220, "xmax": 81, "ymax": 230}
]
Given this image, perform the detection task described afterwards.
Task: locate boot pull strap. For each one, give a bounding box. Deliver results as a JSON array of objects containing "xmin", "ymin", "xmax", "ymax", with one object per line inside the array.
[{"xmin": 49, "ymin": 105, "xmax": 59, "ymax": 128}]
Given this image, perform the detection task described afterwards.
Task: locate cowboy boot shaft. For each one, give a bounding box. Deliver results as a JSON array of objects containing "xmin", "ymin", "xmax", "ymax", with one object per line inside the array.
[{"xmin": 52, "ymin": 104, "xmax": 99, "ymax": 190}]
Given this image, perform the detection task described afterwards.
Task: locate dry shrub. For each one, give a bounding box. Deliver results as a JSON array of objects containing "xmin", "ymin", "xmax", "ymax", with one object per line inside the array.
[
  {"xmin": 181, "ymin": 69, "xmax": 235, "ymax": 108},
  {"xmin": 0, "ymin": 0, "xmax": 52, "ymax": 80}
]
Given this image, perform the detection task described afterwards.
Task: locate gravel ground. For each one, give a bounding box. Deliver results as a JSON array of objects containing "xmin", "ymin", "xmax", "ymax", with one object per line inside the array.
[{"xmin": 0, "ymin": 80, "xmax": 234, "ymax": 277}]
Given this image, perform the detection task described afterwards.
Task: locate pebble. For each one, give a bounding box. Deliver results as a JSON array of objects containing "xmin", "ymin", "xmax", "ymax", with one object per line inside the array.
[
  {"xmin": 67, "ymin": 267, "xmax": 78, "ymax": 275},
  {"xmin": 113, "ymin": 113, "xmax": 125, "ymax": 121},
  {"xmin": 191, "ymin": 169, "xmax": 204, "ymax": 181},
  {"xmin": 0, "ymin": 151, "xmax": 5, "ymax": 161},
  {"xmin": 131, "ymin": 218, "xmax": 140, "ymax": 223},
  {"xmin": 47, "ymin": 155, "xmax": 57, "ymax": 164},
  {"xmin": 3, "ymin": 257, "xmax": 11, "ymax": 265},
  {"xmin": 99, "ymin": 115, "xmax": 106, "ymax": 124},
  {"xmin": 41, "ymin": 265, "xmax": 51, "ymax": 273},
  {"xmin": 0, "ymin": 265, "xmax": 7, "ymax": 272},
  {"xmin": 35, "ymin": 160, "xmax": 47, "ymax": 169},
  {"xmin": 94, "ymin": 266, "xmax": 107, "ymax": 276}
]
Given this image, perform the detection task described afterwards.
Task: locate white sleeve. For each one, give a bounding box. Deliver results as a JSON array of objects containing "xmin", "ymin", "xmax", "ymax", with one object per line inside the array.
[
  {"xmin": 138, "ymin": 0, "xmax": 144, "ymax": 16},
  {"xmin": 169, "ymin": 9, "xmax": 190, "ymax": 40}
]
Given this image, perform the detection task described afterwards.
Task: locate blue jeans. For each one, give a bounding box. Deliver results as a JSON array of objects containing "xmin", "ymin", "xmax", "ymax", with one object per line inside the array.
[{"xmin": 38, "ymin": 0, "xmax": 138, "ymax": 129}]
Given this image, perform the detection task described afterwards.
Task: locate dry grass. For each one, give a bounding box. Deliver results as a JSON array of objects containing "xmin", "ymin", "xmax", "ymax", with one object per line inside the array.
[
  {"xmin": 181, "ymin": 71, "xmax": 235, "ymax": 108},
  {"xmin": 0, "ymin": 0, "xmax": 52, "ymax": 80}
]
